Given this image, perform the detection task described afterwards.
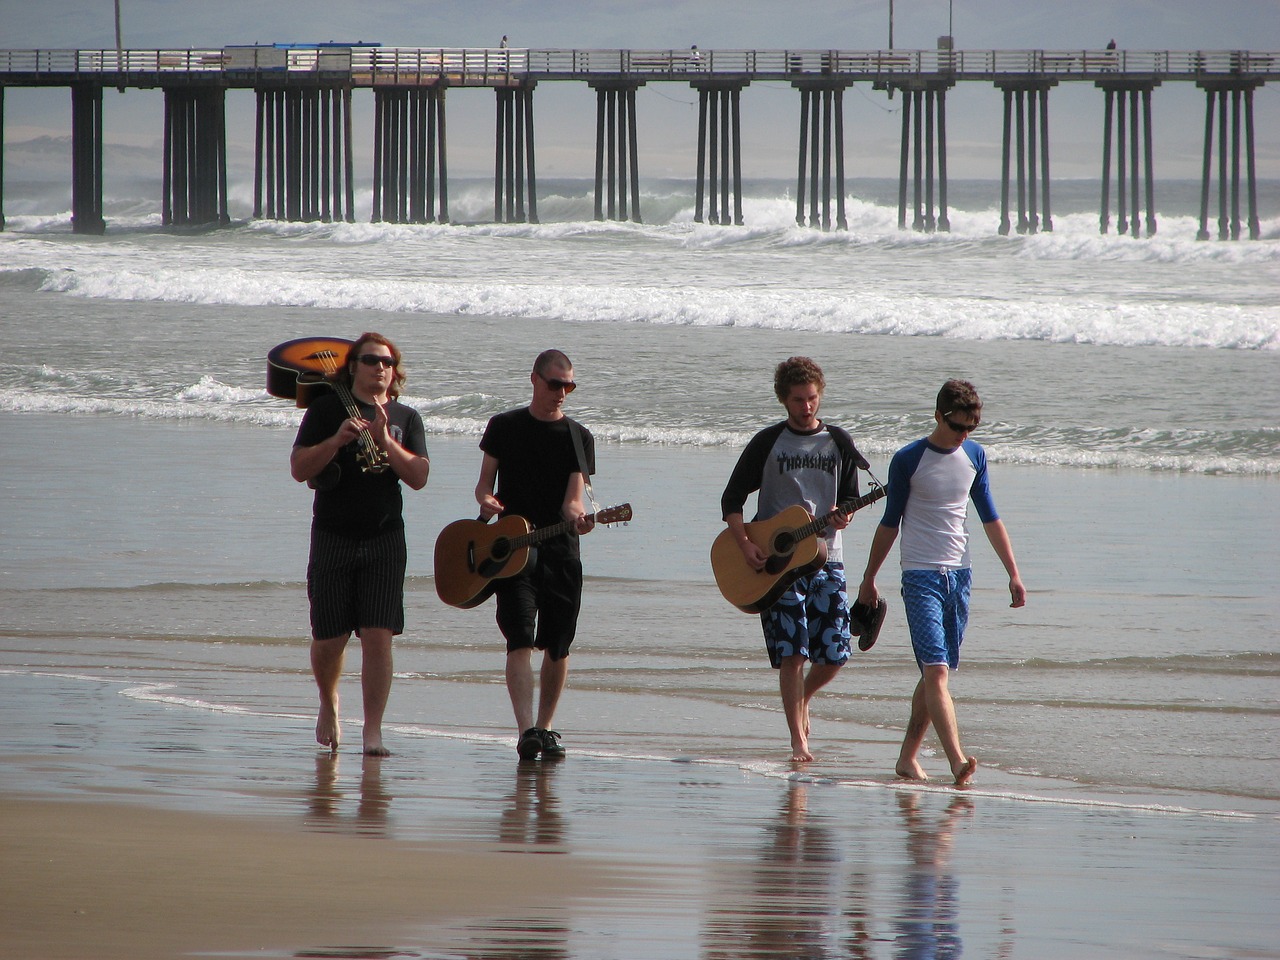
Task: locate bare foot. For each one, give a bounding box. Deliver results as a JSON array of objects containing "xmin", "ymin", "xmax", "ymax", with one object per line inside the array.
[
  {"xmin": 896, "ymin": 760, "xmax": 930, "ymax": 781},
  {"xmin": 316, "ymin": 705, "xmax": 340, "ymax": 752},
  {"xmin": 790, "ymin": 738, "xmax": 814, "ymax": 763},
  {"xmin": 363, "ymin": 729, "xmax": 390, "ymax": 757},
  {"xmin": 952, "ymin": 756, "xmax": 978, "ymax": 787}
]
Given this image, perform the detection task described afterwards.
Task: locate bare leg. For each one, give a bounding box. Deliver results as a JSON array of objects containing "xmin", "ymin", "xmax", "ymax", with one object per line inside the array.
[
  {"xmin": 779, "ymin": 655, "xmax": 812, "ymax": 761},
  {"xmin": 920, "ymin": 663, "xmax": 978, "ymax": 786},
  {"xmin": 506, "ymin": 647, "xmax": 536, "ymax": 734},
  {"xmin": 536, "ymin": 654, "xmax": 569, "ymax": 730},
  {"xmin": 358, "ymin": 627, "xmax": 394, "ymax": 757},
  {"xmin": 896, "ymin": 676, "xmax": 932, "ymax": 780},
  {"xmin": 310, "ymin": 634, "xmax": 350, "ymax": 752}
]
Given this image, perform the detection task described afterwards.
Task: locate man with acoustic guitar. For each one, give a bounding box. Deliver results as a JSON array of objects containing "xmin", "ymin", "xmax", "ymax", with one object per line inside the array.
[
  {"xmin": 289, "ymin": 332, "xmax": 430, "ymax": 757},
  {"xmin": 474, "ymin": 349, "xmax": 596, "ymax": 761},
  {"xmin": 721, "ymin": 357, "xmax": 872, "ymax": 763}
]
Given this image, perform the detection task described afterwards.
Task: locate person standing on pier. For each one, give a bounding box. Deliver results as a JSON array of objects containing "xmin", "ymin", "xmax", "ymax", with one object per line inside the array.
[
  {"xmin": 720, "ymin": 357, "xmax": 873, "ymax": 762},
  {"xmin": 474, "ymin": 349, "xmax": 596, "ymax": 761},
  {"xmin": 290, "ymin": 332, "xmax": 430, "ymax": 757},
  {"xmin": 857, "ymin": 379, "xmax": 1025, "ymax": 786}
]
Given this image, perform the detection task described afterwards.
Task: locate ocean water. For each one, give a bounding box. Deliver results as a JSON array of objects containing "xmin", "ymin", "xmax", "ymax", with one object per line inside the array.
[{"xmin": 2, "ymin": 175, "xmax": 1278, "ymax": 825}]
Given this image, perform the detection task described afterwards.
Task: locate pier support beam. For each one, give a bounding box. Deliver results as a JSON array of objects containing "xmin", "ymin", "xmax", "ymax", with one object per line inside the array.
[
  {"xmin": 693, "ymin": 80, "xmax": 748, "ymax": 225},
  {"xmin": 71, "ymin": 84, "xmax": 105, "ymax": 235},
  {"xmin": 494, "ymin": 83, "xmax": 538, "ymax": 224},
  {"xmin": 372, "ymin": 87, "xmax": 448, "ymax": 224},
  {"xmin": 1098, "ymin": 79, "xmax": 1159, "ymax": 237},
  {"xmin": 887, "ymin": 80, "xmax": 953, "ymax": 233},
  {"xmin": 591, "ymin": 81, "xmax": 644, "ymax": 223},
  {"xmin": 793, "ymin": 79, "xmax": 852, "ymax": 230},
  {"xmin": 254, "ymin": 86, "xmax": 355, "ymax": 223},
  {"xmin": 1195, "ymin": 80, "xmax": 1263, "ymax": 241},
  {"xmin": 162, "ymin": 87, "xmax": 229, "ymax": 227},
  {"xmin": 0, "ymin": 88, "xmax": 6, "ymax": 231},
  {"xmin": 996, "ymin": 81, "xmax": 1055, "ymax": 235}
]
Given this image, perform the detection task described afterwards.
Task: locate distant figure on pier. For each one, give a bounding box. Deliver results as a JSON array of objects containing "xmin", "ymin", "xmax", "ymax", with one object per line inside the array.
[
  {"xmin": 1106, "ymin": 38, "xmax": 1116, "ymax": 50},
  {"xmin": 500, "ymin": 35, "xmax": 509, "ymax": 49},
  {"xmin": 690, "ymin": 44, "xmax": 702, "ymax": 68}
]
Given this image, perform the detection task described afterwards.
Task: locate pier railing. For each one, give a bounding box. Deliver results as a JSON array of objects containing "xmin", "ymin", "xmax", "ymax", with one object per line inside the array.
[{"xmin": 1, "ymin": 47, "xmax": 1276, "ymax": 84}]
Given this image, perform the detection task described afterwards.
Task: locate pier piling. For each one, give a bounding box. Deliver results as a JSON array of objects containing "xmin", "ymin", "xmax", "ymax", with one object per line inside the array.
[
  {"xmin": 255, "ymin": 87, "xmax": 354, "ymax": 223},
  {"xmin": 996, "ymin": 82, "xmax": 1054, "ymax": 235},
  {"xmin": 71, "ymin": 84, "xmax": 105, "ymax": 235},
  {"xmin": 495, "ymin": 84, "xmax": 537, "ymax": 223},
  {"xmin": 1098, "ymin": 80, "xmax": 1158, "ymax": 237},
  {"xmin": 591, "ymin": 81, "xmax": 643, "ymax": 223},
  {"xmin": 892, "ymin": 81, "xmax": 952, "ymax": 233},
  {"xmin": 372, "ymin": 87, "xmax": 446, "ymax": 224},
  {"xmin": 162, "ymin": 87, "xmax": 228, "ymax": 226},
  {"xmin": 693, "ymin": 80, "xmax": 747, "ymax": 225},
  {"xmin": 794, "ymin": 79, "xmax": 851, "ymax": 230},
  {"xmin": 1196, "ymin": 80, "xmax": 1262, "ymax": 240}
]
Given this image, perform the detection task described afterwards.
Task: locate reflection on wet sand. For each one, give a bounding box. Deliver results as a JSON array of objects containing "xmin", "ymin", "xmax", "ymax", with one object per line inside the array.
[
  {"xmin": 893, "ymin": 792, "xmax": 971, "ymax": 960},
  {"xmin": 499, "ymin": 761, "xmax": 567, "ymax": 851},
  {"xmin": 307, "ymin": 753, "xmax": 392, "ymax": 837},
  {"xmin": 443, "ymin": 763, "xmax": 571, "ymax": 960},
  {"xmin": 703, "ymin": 780, "xmax": 874, "ymax": 959}
]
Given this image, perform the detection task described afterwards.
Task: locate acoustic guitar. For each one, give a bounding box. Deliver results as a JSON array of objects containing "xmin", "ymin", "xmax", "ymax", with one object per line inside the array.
[
  {"xmin": 710, "ymin": 488, "xmax": 886, "ymax": 614},
  {"xmin": 266, "ymin": 336, "xmax": 391, "ymax": 485},
  {"xmin": 435, "ymin": 503, "xmax": 633, "ymax": 609}
]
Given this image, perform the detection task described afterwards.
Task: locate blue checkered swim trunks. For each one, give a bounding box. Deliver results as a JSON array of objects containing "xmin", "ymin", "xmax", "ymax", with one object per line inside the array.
[
  {"xmin": 901, "ymin": 567, "xmax": 973, "ymax": 670},
  {"xmin": 760, "ymin": 562, "xmax": 852, "ymax": 669}
]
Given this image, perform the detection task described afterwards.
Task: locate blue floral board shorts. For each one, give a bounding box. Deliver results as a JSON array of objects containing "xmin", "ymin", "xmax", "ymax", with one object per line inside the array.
[
  {"xmin": 901, "ymin": 567, "xmax": 972, "ymax": 670},
  {"xmin": 760, "ymin": 562, "xmax": 852, "ymax": 669}
]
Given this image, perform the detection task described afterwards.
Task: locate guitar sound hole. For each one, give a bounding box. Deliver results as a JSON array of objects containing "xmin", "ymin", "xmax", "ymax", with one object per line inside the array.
[
  {"xmin": 772, "ymin": 533, "xmax": 795, "ymax": 554},
  {"xmin": 490, "ymin": 538, "xmax": 511, "ymax": 562}
]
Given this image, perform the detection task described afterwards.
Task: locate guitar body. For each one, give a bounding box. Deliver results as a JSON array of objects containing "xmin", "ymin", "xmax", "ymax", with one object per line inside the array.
[
  {"xmin": 266, "ymin": 337, "xmax": 354, "ymax": 408},
  {"xmin": 710, "ymin": 504, "xmax": 829, "ymax": 614},
  {"xmin": 434, "ymin": 515, "xmax": 534, "ymax": 609}
]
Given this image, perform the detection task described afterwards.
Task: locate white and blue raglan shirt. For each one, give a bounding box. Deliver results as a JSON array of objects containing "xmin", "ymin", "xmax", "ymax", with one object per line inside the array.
[
  {"xmin": 879, "ymin": 438, "xmax": 999, "ymax": 570},
  {"xmin": 721, "ymin": 421, "xmax": 862, "ymax": 564}
]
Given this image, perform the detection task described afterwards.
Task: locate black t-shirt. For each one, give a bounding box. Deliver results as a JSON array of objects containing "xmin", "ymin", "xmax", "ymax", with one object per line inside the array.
[
  {"xmin": 479, "ymin": 407, "xmax": 595, "ymax": 552},
  {"xmin": 294, "ymin": 391, "xmax": 428, "ymax": 539}
]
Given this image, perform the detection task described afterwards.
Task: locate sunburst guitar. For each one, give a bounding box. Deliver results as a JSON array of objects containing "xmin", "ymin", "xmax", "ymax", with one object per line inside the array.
[
  {"xmin": 434, "ymin": 504, "xmax": 633, "ymax": 609},
  {"xmin": 710, "ymin": 488, "xmax": 886, "ymax": 614}
]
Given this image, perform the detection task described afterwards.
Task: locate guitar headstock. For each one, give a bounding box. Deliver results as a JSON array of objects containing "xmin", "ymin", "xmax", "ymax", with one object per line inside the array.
[{"xmin": 595, "ymin": 503, "xmax": 633, "ymax": 525}]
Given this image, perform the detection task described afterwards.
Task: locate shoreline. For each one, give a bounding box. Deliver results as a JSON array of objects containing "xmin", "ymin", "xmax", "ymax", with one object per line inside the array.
[{"xmin": 2, "ymin": 665, "xmax": 1278, "ymax": 960}]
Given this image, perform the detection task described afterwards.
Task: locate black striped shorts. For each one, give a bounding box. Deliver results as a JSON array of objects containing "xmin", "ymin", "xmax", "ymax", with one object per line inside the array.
[{"xmin": 306, "ymin": 524, "xmax": 408, "ymax": 640}]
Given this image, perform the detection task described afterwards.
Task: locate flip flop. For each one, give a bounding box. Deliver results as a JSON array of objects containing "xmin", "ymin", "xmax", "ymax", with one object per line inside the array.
[{"xmin": 851, "ymin": 597, "xmax": 888, "ymax": 651}]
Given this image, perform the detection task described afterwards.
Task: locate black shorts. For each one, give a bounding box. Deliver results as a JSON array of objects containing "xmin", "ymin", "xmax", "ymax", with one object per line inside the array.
[
  {"xmin": 307, "ymin": 524, "xmax": 407, "ymax": 640},
  {"xmin": 494, "ymin": 544, "xmax": 583, "ymax": 661}
]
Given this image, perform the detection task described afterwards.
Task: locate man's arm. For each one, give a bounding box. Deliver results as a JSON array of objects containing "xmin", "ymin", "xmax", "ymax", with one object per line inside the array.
[
  {"xmin": 475, "ymin": 453, "xmax": 502, "ymax": 520},
  {"xmin": 290, "ymin": 418, "xmax": 360, "ymax": 484},
  {"xmin": 562, "ymin": 471, "xmax": 595, "ymax": 534},
  {"xmin": 724, "ymin": 512, "xmax": 767, "ymax": 571},
  {"xmin": 982, "ymin": 518, "xmax": 1026, "ymax": 608},
  {"xmin": 857, "ymin": 523, "xmax": 900, "ymax": 605}
]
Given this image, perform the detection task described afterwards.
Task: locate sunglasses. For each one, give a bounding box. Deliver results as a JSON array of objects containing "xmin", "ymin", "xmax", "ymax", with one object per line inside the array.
[
  {"xmin": 942, "ymin": 413, "xmax": 979, "ymax": 433},
  {"xmin": 356, "ymin": 354, "xmax": 397, "ymax": 368},
  {"xmin": 539, "ymin": 373, "xmax": 577, "ymax": 393}
]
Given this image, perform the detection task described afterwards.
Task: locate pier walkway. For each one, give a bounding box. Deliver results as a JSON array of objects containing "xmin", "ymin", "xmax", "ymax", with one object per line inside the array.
[{"xmin": 0, "ymin": 46, "xmax": 1275, "ymax": 237}]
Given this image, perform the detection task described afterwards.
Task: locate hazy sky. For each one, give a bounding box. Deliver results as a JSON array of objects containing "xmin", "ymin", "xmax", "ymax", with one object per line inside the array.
[{"xmin": 3, "ymin": 0, "xmax": 1278, "ymax": 182}]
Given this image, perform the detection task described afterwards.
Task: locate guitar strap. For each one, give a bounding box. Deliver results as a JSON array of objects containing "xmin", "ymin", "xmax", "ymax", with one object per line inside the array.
[{"xmin": 567, "ymin": 419, "xmax": 600, "ymax": 512}]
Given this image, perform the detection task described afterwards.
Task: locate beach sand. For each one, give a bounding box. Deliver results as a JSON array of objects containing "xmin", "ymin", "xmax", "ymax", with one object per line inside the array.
[{"xmin": 3, "ymin": 664, "xmax": 1278, "ymax": 960}]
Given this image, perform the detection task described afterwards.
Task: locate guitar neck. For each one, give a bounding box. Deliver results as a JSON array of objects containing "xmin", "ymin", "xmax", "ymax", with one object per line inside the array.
[{"xmin": 794, "ymin": 488, "xmax": 887, "ymax": 541}]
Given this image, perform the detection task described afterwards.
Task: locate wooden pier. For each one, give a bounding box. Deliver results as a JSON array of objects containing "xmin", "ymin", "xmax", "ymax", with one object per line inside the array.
[{"xmin": 0, "ymin": 45, "xmax": 1275, "ymax": 237}]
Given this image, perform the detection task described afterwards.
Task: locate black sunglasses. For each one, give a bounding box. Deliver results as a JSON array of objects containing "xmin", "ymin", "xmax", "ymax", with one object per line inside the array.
[
  {"xmin": 357, "ymin": 354, "xmax": 397, "ymax": 368},
  {"xmin": 943, "ymin": 413, "xmax": 979, "ymax": 433},
  {"xmin": 539, "ymin": 373, "xmax": 577, "ymax": 393}
]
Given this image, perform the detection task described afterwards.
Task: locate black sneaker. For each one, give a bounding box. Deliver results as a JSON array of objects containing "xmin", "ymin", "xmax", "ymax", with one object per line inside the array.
[
  {"xmin": 539, "ymin": 728, "xmax": 566, "ymax": 760},
  {"xmin": 852, "ymin": 597, "xmax": 888, "ymax": 651},
  {"xmin": 517, "ymin": 727, "xmax": 543, "ymax": 760}
]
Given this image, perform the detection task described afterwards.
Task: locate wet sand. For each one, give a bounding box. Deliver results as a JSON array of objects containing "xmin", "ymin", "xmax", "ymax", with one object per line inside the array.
[{"xmin": 2, "ymin": 666, "xmax": 1278, "ymax": 960}]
